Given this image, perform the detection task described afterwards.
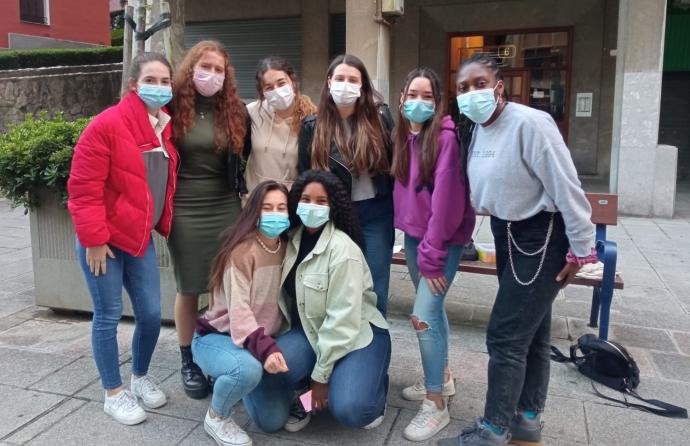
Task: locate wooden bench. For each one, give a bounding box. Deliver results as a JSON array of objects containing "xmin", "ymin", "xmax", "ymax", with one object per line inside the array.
[{"xmin": 391, "ymin": 193, "xmax": 624, "ymax": 340}]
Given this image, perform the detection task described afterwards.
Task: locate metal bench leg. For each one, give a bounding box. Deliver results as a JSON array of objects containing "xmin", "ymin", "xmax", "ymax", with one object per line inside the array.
[
  {"xmin": 598, "ymin": 287, "xmax": 613, "ymax": 340},
  {"xmin": 589, "ymin": 287, "xmax": 600, "ymax": 328},
  {"xmin": 596, "ymin": 239, "xmax": 618, "ymax": 340}
]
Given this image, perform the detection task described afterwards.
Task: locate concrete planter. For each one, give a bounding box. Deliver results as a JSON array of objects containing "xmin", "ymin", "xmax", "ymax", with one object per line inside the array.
[{"xmin": 29, "ymin": 191, "xmax": 201, "ymax": 321}]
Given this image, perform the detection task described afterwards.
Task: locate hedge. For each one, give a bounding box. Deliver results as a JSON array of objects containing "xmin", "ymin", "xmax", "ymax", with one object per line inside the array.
[
  {"xmin": 0, "ymin": 112, "xmax": 91, "ymax": 209},
  {"xmin": 0, "ymin": 46, "xmax": 123, "ymax": 70}
]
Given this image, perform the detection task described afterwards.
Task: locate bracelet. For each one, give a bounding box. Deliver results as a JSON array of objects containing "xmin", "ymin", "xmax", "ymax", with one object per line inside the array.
[{"xmin": 566, "ymin": 248, "xmax": 598, "ymax": 266}]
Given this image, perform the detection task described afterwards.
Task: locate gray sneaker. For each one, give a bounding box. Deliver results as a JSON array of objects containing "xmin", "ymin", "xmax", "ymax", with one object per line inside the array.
[
  {"xmin": 437, "ymin": 417, "xmax": 510, "ymax": 446},
  {"xmin": 508, "ymin": 412, "xmax": 543, "ymax": 446}
]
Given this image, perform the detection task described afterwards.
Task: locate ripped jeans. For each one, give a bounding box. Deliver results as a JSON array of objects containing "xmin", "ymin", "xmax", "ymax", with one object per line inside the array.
[{"xmin": 404, "ymin": 234, "xmax": 463, "ymax": 393}]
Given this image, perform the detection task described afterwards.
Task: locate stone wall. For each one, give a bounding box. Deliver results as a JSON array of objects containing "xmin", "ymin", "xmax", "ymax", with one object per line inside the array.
[{"xmin": 0, "ymin": 64, "xmax": 122, "ymax": 131}]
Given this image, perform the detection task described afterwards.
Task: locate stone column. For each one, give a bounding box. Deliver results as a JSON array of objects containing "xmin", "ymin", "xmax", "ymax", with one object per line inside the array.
[
  {"xmin": 610, "ymin": 0, "xmax": 677, "ymax": 217},
  {"xmin": 346, "ymin": 0, "xmax": 391, "ymax": 104},
  {"xmin": 301, "ymin": 0, "xmax": 330, "ymax": 100}
]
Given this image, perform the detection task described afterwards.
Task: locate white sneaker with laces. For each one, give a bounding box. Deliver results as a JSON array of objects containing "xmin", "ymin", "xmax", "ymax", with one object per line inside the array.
[
  {"xmin": 403, "ymin": 398, "xmax": 450, "ymax": 442},
  {"xmin": 401, "ymin": 375, "xmax": 456, "ymax": 401},
  {"xmin": 204, "ymin": 409, "xmax": 252, "ymax": 446},
  {"xmin": 131, "ymin": 374, "xmax": 167, "ymax": 409},
  {"xmin": 103, "ymin": 389, "xmax": 147, "ymax": 425}
]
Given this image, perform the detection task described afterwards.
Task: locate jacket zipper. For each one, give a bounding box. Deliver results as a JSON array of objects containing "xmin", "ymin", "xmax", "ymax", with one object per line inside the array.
[{"xmin": 136, "ymin": 191, "xmax": 151, "ymax": 256}]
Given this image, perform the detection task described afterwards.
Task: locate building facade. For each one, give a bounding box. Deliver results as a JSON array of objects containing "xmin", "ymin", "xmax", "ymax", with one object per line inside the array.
[
  {"xmin": 171, "ymin": 0, "xmax": 688, "ymax": 217},
  {"xmin": 1, "ymin": 0, "xmax": 111, "ymax": 49}
]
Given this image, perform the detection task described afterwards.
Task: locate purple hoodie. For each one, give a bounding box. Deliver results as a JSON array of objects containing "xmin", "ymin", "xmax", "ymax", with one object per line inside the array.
[{"xmin": 394, "ymin": 115, "xmax": 476, "ymax": 278}]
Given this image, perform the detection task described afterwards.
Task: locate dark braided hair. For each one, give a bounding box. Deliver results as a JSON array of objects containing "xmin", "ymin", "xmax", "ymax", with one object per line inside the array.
[
  {"xmin": 288, "ymin": 170, "xmax": 365, "ymax": 251},
  {"xmin": 454, "ymin": 53, "xmax": 504, "ymax": 174}
]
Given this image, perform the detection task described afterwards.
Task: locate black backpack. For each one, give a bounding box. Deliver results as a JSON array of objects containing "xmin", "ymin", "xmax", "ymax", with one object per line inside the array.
[{"xmin": 551, "ymin": 334, "xmax": 687, "ymax": 418}]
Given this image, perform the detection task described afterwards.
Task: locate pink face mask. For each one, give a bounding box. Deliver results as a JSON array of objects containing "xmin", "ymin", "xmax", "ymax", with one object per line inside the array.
[{"xmin": 193, "ymin": 68, "xmax": 225, "ymax": 97}]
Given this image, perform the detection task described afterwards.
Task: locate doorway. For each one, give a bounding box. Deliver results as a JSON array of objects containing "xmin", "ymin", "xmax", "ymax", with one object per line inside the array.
[{"xmin": 449, "ymin": 29, "xmax": 572, "ymax": 141}]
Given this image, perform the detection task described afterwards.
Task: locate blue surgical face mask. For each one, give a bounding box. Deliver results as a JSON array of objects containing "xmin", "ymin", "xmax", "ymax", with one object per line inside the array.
[
  {"xmin": 456, "ymin": 85, "xmax": 498, "ymax": 124},
  {"xmin": 403, "ymin": 99, "xmax": 436, "ymax": 124},
  {"xmin": 258, "ymin": 212, "xmax": 290, "ymax": 239},
  {"xmin": 137, "ymin": 84, "xmax": 173, "ymax": 109},
  {"xmin": 296, "ymin": 202, "xmax": 330, "ymax": 229}
]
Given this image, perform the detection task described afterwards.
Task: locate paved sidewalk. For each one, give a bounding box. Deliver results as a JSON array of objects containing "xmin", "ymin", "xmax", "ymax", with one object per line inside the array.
[{"xmin": 1, "ymin": 197, "xmax": 689, "ymax": 446}]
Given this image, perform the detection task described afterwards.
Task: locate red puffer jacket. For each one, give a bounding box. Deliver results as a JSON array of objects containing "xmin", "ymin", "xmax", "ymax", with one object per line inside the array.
[{"xmin": 68, "ymin": 92, "xmax": 179, "ymax": 257}]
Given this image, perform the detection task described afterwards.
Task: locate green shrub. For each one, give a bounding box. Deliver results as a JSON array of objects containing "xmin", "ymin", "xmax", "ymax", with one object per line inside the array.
[
  {"xmin": 0, "ymin": 113, "xmax": 91, "ymax": 210},
  {"xmin": 0, "ymin": 47, "xmax": 123, "ymax": 70},
  {"xmin": 111, "ymin": 28, "xmax": 124, "ymax": 46}
]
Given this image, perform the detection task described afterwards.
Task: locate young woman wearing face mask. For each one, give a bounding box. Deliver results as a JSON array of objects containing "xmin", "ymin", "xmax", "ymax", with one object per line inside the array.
[
  {"xmin": 242, "ymin": 170, "xmax": 391, "ymax": 433},
  {"xmin": 298, "ymin": 54, "xmax": 395, "ymax": 317},
  {"xmin": 67, "ymin": 52, "xmax": 178, "ymax": 425},
  {"xmin": 168, "ymin": 40, "xmax": 249, "ymax": 399},
  {"xmin": 244, "ymin": 56, "xmax": 317, "ymax": 197},
  {"xmin": 192, "ymin": 180, "xmax": 290, "ymax": 446},
  {"xmin": 392, "ymin": 67, "xmax": 476, "ymax": 442},
  {"xmin": 437, "ymin": 54, "xmax": 597, "ymax": 446}
]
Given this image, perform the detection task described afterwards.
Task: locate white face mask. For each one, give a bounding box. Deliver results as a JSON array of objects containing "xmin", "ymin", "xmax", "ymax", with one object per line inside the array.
[
  {"xmin": 329, "ymin": 81, "xmax": 361, "ymax": 107},
  {"xmin": 264, "ymin": 84, "xmax": 295, "ymax": 111}
]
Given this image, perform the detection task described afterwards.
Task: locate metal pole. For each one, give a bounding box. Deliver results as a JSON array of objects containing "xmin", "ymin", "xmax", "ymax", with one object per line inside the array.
[
  {"xmin": 160, "ymin": 1, "xmax": 172, "ymax": 62},
  {"xmin": 136, "ymin": 0, "xmax": 146, "ymax": 54},
  {"xmin": 121, "ymin": 3, "xmax": 134, "ymax": 94}
]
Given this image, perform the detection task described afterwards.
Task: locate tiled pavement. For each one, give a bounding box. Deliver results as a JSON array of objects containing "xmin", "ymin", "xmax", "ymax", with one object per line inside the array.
[{"xmin": 1, "ymin": 196, "xmax": 690, "ymax": 446}]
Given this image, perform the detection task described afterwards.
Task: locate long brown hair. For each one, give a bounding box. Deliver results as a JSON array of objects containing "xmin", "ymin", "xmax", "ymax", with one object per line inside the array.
[
  {"xmin": 311, "ymin": 54, "xmax": 389, "ymax": 174},
  {"xmin": 255, "ymin": 56, "xmax": 317, "ymax": 134},
  {"xmin": 392, "ymin": 67, "xmax": 444, "ymax": 186},
  {"xmin": 208, "ymin": 180, "xmax": 289, "ymax": 294},
  {"xmin": 171, "ymin": 40, "xmax": 247, "ymax": 153}
]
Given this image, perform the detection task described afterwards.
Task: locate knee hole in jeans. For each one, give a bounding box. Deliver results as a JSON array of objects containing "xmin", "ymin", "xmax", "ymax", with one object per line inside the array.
[{"xmin": 411, "ymin": 315, "xmax": 430, "ymax": 332}]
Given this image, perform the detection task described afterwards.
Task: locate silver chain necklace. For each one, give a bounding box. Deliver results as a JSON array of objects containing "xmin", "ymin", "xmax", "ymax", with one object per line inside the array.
[
  {"xmin": 256, "ymin": 235, "xmax": 281, "ymax": 254},
  {"xmin": 506, "ymin": 214, "xmax": 554, "ymax": 286}
]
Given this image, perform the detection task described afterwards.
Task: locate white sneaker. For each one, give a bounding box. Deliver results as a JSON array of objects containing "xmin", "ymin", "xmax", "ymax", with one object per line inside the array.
[
  {"xmin": 103, "ymin": 389, "xmax": 147, "ymax": 425},
  {"xmin": 284, "ymin": 398, "xmax": 311, "ymax": 433},
  {"xmin": 204, "ymin": 409, "xmax": 252, "ymax": 446},
  {"xmin": 131, "ymin": 374, "xmax": 167, "ymax": 409},
  {"xmin": 401, "ymin": 375, "xmax": 456, "ymax": 401},
  {"xmin": 403, "ymin": 398, "xmax": 450, "ymax": 442}
]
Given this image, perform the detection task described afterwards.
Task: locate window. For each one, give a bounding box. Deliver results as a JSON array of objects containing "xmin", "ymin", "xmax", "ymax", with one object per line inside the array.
[{"xmin": 20, "ymin": 0, "xmax": 48, "ymax": 25}]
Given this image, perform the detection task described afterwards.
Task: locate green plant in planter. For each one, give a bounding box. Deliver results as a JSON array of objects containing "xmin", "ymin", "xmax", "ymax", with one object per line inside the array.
[{"xmin": 0, "ymin": 112, "xmax": 91, "ymax": 211}]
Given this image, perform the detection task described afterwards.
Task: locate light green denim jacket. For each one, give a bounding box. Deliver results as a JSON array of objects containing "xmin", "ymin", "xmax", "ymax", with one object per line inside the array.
[{"xmin": 278, "ymin": 222, "xmax": 389, "ymax": 383}]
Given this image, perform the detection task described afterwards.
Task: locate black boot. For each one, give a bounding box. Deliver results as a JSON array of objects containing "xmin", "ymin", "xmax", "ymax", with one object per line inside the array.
[{"xmin": 180, "ymin": 345, "xmax": 209, "ymax": 399}]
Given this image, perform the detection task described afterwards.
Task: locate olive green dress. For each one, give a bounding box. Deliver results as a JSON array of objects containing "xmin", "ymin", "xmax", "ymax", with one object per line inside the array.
[{"xmin": 168, "ymin": 95, "xmax": 241, "ymax": 294}]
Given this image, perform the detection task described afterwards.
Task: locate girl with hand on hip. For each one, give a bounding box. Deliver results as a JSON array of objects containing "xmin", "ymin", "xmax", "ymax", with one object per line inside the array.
[{"xmin": 392, "ymin": 67, "xmax": 475, "ymax": 442}]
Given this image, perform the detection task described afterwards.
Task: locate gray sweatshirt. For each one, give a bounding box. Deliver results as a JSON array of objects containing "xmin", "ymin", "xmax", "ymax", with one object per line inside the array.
[{"xmin": 467, "ymin": 102, "xmax": 594, "ymax": 257}]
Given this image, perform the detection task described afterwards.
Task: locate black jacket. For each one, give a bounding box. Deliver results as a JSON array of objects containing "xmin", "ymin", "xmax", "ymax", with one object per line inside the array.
[{"xmin": 297, "ymin": 104, "xmax": 395, "ymax": 199}]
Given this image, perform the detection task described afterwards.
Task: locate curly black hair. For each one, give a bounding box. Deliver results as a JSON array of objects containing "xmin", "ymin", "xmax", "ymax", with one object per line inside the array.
[{"xmin": 288, "ymin": 170, "xmax": 365, "ymax": 251}]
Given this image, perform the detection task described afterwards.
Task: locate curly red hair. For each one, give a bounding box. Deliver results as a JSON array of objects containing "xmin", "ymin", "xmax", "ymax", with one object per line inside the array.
[{"xmin": 172, "ymin": 40, "xmax": 247, "ymax": 154}]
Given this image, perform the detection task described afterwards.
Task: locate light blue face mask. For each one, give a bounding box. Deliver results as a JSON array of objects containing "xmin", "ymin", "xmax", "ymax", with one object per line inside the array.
[
  {"xmin": 137, "ymin": 84, "xmax": 173, "ymax": 109},
  {"xmin": 456, "ymin": 85, "xmax": 498, "ymax": 124},
  {"xmin": 258, "ymin": 212, "xmax": 290, "ymax": 239},
  {"xmin": 403, "ymin": 99, "xmax": 436, "ymax": 124},
  {"xmin": 296, "ymin": 202, "xmax": 330, "ymax": 229}
]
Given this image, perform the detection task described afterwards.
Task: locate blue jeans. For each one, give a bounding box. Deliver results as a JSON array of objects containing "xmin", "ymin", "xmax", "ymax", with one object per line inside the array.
[
  {"xmin": 192, "ymin": 333, "xmax": 264, "ymax": 417},
  {"xmin": 355, "ymin": 195, "xmax": 394, "ymax": 317},
  {"xmin": 76, "ymin": 237, "xmax": 161, "ymax": 390},
  {"xmin": 404, "ymin": 234, "xmax": 463, "ymax": 393},
  {"xmin": 243, "ymin": 325, "xmax": 391, "ymax": 431}
]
